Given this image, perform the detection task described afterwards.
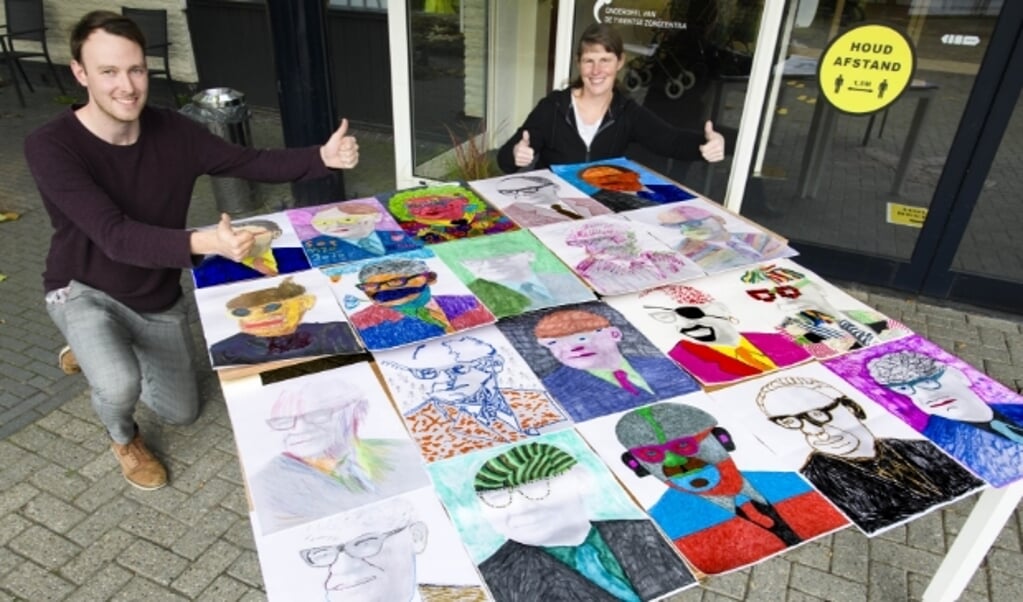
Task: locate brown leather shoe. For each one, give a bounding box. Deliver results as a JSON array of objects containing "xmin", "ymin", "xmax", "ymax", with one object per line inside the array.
[
  {"xmin": 58, "ymin": 345, "xmax": 81, "ymax": 375},
  {"xmin": 111, "ymin": 432, "xmax": 168, "ymax": 491}
]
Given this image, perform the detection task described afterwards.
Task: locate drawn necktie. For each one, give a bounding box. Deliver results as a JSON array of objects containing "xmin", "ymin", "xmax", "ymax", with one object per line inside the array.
[
  {"xmin": 613, "ymin": 369, "xmax": 641, "ymax": 395},
  {"xmin": 357, "ymin": 235, "xmax": 385, "ymax": 256},
  {"xmin": 574, "ymin": 543, "xmax": 640, "ymax": 602}
]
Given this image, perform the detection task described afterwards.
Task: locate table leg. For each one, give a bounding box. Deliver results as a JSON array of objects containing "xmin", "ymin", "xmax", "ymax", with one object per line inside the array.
[
  {"xmin": 891, "ymin": 93, "xmax": 934, "ymax": 196},
  {"xmin": 922, "ymin": 481, "xmax": 1023, "ymax": 602}
]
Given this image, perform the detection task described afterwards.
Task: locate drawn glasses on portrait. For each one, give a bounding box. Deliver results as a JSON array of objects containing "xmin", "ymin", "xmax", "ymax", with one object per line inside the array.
[{"xmin": 298, "ymin": 523, "xmax": 415, "ymax": 566}]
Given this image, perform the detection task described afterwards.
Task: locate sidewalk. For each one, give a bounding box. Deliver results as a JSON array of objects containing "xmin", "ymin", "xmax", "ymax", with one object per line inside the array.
[{"xmin": 2, "ymin": 83, "xmax": 1021, "ymax": 601}]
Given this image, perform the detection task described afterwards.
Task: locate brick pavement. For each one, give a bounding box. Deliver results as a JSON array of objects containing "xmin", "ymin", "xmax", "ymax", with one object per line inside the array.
[{"xmin": 2, "ymin": 80, "xmax": 1022, "ymax": 601}]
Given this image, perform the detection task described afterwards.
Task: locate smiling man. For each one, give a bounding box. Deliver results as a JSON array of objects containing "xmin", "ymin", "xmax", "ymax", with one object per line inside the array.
[{"xmin": 24, "ymin": 10, "xmax": 360, "ymax": 490}]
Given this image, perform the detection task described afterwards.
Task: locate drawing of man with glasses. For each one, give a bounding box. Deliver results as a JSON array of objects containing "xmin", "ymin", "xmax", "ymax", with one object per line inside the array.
[
  {"xmin": 473, "ymin": 441, "xmax": 694, "ymax": 601},
  {"xmin": 614, "ymin": 402, "xmax": 848, "ymax": 575},
  {"xmin": 209, "ymin": 276, "xmax": 361, "ymax": 367},
  {"xmin": 348, "ymin": 257, "xmax": 493, "ymax": 349},
  {"xmin": 866, "ymin": 350, "xmax": 1023, "ymax": 482},
  {"xmin": 756, "ymin": 376, "xmax": 981, "ymax": 534},
  {"xmin": 492, "ymin": 174, "xmax": 611, "ymax": 227},
  {"xmin": 296, "ymin": 496, "xmax": 488, "ymax": 601},
  {"xmin": 249, "ymin": 382, "xmax": 430, "ymax": 534},
  {"xmin": 639, "ymin": 285, "xmax": 810, "ymax": 385}
]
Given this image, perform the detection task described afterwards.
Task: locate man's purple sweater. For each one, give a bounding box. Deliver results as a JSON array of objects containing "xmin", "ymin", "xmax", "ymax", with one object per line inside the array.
[{"xmin": 24, "ymin": 106, "xmax": 331, "ymax": 312}]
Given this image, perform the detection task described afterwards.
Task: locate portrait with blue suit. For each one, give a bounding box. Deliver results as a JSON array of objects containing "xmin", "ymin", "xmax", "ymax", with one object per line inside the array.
[{"xmin": 497, "ymin": 301, "xmax": 699, "ymax": 422}]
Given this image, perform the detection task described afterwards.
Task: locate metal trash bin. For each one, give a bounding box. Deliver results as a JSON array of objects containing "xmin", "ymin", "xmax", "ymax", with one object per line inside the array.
[{"xmin": 180, "ymin": 87, "xmax": 257, "ymax": 214}]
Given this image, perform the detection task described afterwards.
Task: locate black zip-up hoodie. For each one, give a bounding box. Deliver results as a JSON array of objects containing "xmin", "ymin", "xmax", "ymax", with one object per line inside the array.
[{"xmin": 497, "ymin": 87, "xmax": 709, "ymax": 173}]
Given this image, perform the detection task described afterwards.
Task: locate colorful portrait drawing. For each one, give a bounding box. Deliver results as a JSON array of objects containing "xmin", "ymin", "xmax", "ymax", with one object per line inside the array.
[
  {"xmin": 578, "ymin": 397, "xmax": 848, "ymax": 575},
  {"xmin": 285, "ymin": 197, "xmax": 423, "ymax": 268},
  {"xmin": 323, "ymin": 248, "xmax": 495, "ymax": 351},
  {"xmin": 255, "ymin": 488, "xmax": 488, "ymax": 602},
  {"xmin": 737, "ymin": 260, "xmax": 911, "ymax": 359},
  {"xmin": 551, "ymin": 157, "xmax": 695, "ymax": 212},
  {"xmin": 532, "ymin": 216, "xmax": 703, "ymax": 296},
  {"xmin": 824, "ymin": 335, "xmax": 1023, "ymax": 487},
  {"xmin": 496, "ymin": 301, "xmax": 700, "ymax": 422},
  {"xmin": 191, "ymin": 212, "xmax": 311, "ymax": 289},
  {"xmin": 467, "ymin": 169, "xmax": 613, "ymax": 228},
  {"xmin": 195, "ymin": 271, "xmax": 362, "ymax": 369},
  {"xmin": 221, "ymin": 363, "xmax": 431, "ymax": 535},
  {"xmin": 431, "ymin": 230, "xmax": 594, "ymax": 318},
  {"xmin": 428, "ymin": 430, "xmax": 697, "ymax": 601},
  {"xmin": 379, "ymin": 183, "xmax": 518, "ymax": 244},
  {"xmin": 376, "ymin": 326, "xmax": 572, "ymax": 462},
  {"xmin": 711, "ymin": 363, "xmax": 982, "ymax": 536},
  {"xmin": 606, "ymin": 284, "xmax": 812, "ymax": 386},
  {"xmin": 623, "ymin": 199, "xmax": 796, "ymax": 274}
]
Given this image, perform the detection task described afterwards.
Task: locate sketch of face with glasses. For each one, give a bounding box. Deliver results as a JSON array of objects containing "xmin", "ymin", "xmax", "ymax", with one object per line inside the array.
[
  {"xmin": 267, "ymin": 386, "xmax": 366, "ymax": 459},
  {"xmin": 227, "ymin": 280, "xmax": 317, "ymax": 338},
  {"xmin": 497, "ymin": 175, "xmax": 560, "ymax": 204},
  {"xmin": 644, "ymin": 301, "xmax": 740, "ymax": 347},
  {"xmin": 476, "ymin": 466, "xmax": 592, "ymax": 547},
  {"xmin": 874, "ymin": 359, "xmax": 993, "ymax": 422},
  {"xmin": 757, "ymin": 381, "xmax": 876, "ymax": 458},
  {"xmin": 299, "ymin": 499, "xmax": 428, "ymax": 601}
]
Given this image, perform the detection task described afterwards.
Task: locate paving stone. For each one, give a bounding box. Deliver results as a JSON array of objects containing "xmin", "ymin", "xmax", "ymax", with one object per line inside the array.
[
  {"xmin": 170, "ymin": 539, "xmax": 243, "ymax": 598},
  {"xmin": 870, "ymin": 537, "xmax": 944, "ymax": 576},
  {"xmin": 168, "ymin": 447, "xmax": 235, "ymax": 495},
  {"xmin": 781, "ymin": 537, "xmax": 834, "ymax": 571},
  {"xmin": 988, "ymin": 567, "xmax": 1023, "ymax": 602},
  {"xmin": 906, "ymin": 510, "xmax": 946, "ymax": 553},
  {"xmin": 0, "ymin": 513, "xmax": 30, "ymax": 547},
  {"xmin": 65, "ymin": 496, "xmax": 139, "ymax": 548},
  {"xmin": 789, "ymin": 563, "xmax": 867, "ymax": 601},
  {"xmin": 237, "ymin": 589, "xmax": 270, "ymax": 602},
  {"xmin": 0, "ymin": 447, "xmax": 47, "ymax": 489},
  {"xmin": 699, "ymin": 567, "xmax": 749, "ymax": 599},
  {"xmin": 120, "ymin": 505, "xmax": 190, "ymax": 548},
  {"xmin": 197, "ymin": 575, "xmax": 254, "ymax": 602},
  {"xmin": 61, "ymin": 528, "xmax": 137, "ymax": 585},
  {"xmin": 117, "ymin": 539, "xmax": 189, "ymax": 586},
  {"xmin": 744, "ymin": 556, "xmax": 791, "ymax": 601},
  {"xmin": 0, "ymin": 481, "xmax": 39, "ymax": 516},
  {"xmin": 28, "ymin": 463, "xmax": 92, "ymax": 502},
  {"xmin": 224, "ymin": 516, "xmax": 258, "ymax": 552},
  {"xmin": 109, "ymin": 576, "xmax": 190, "ymax": 602},
  {"xmin": 170, "ymin": 506, "xmax": 239, "ymax": 561},
  {"xmin": 22, "ymin": 491, "xmax": 87, "ymax": 534},
  {"xmin": 74, "ymin": 469, "xmax": 133, "ymax": 514},
  {"xmin": 65, "ymin": 563, "xmax": 134, "ymax": 602},
  {"xmin": 831, "ymin": 528, "xmax": 871, "ymax": 583},
  {"xmin": 226, "ymin": 550, "xmax": 265, "ymax": 588},
  {"xmin": 0, "ymin": 558, "xmax": 76, "ymax": 601},
  {"xmin": 8, "ymin": 523, "xmax": 82, "ymax": 571}
]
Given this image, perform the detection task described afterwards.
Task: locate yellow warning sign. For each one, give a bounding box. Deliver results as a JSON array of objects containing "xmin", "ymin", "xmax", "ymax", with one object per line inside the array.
[
  {"xmin": 818, "ymin": 25, "xmax": 916, "ymax": 115},
  {"xmin": 886, "ymin": 202, "xmax": 928, "ymax": 228}
]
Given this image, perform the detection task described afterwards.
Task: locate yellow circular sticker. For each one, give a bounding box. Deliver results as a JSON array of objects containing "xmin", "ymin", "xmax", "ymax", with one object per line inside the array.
[{"xmin": 817, "ymin": 24, "xmax": 916, "ymax": 115}]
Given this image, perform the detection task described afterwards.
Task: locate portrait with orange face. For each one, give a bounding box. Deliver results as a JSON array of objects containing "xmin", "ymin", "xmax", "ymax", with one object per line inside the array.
[
  {"xmin": 552, "ymin": 157, "xmax": 695, "ymax": 212},
  {"xmin": 196, "ymin": 271, "xmax": 363, "ymax": 368},
  {"xmin": 381, "ymin": 184, "xmax": 518, "ymax": 244}
]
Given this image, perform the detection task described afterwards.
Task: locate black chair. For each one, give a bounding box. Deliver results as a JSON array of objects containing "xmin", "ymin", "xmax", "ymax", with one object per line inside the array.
[
  {"xmin": 121, "ymin": 7, "xmax": 177, "ymax": 104},
  {"xmin": 0, "ymin": 0, "xmax": 67, "ymax": 107}
]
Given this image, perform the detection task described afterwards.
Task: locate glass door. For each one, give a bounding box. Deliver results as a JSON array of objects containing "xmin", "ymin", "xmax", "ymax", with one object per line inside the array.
[
  {"xmin": 388, "ymin": 0, "xmax": 559, "ymax": 187},
  {"xmin": 728, "ymin": 1, "xmax": 1010, "ymax": 293}
]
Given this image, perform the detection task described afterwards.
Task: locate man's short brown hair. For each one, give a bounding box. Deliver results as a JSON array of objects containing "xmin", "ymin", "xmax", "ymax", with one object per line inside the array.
[
  {"xmin": 70, "ymin": 10, "xmax": 146, "ymax": 63},
  {"xmin": 226, "ymin": 277, "xmax": 306, "ymax": 310},
  {"xmin": 534, "ymin": 309, "xmax": 611, "ymax": 338}
]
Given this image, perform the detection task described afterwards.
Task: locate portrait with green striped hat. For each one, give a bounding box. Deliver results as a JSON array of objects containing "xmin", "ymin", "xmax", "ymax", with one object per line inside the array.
[{"xmin": 473, "ymin": 442, "xmax": 578, "ymax": 492}]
